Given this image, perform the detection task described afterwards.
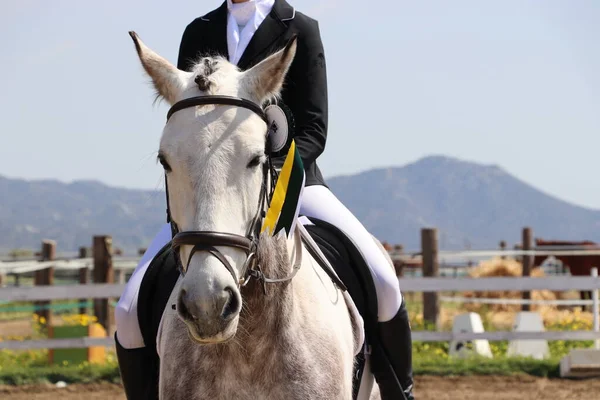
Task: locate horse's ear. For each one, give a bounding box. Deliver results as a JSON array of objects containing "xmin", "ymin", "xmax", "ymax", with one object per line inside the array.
[
  {"xmin": 128, "ymin": 31, "xmax": 190, "ymax": 105},
  {"xmin": 241, "ymin": 35, "xmax": 297, "ymax": 103}
]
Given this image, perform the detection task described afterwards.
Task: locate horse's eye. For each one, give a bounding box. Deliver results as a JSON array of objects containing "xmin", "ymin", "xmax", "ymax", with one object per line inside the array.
[
  {"xmin": 247, "ymin": 155, "xmax": 263, "ymax": 169},
  {"xmin": 157, "ymin": 154, "xmax": 171, "ymax": 172}
]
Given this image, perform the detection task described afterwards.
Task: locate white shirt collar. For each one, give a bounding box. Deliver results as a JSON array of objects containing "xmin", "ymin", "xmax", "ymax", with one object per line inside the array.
[
  {"xmin": 226, "ymin": 0, "xmax": 275, "ymax": 65},
  {"xmin": 227, "ymin": 0, "xmax": 257, "ymax": 27}
]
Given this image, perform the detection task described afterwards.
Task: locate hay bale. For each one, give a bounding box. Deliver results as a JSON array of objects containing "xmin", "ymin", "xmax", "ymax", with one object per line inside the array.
[
  {"xmin": 468, "ymin": 257, "xmax": 545, "ymax": 278},
  {"xmin": 461, "ymin": 257, "xmax": 557, "ymax": 313}
]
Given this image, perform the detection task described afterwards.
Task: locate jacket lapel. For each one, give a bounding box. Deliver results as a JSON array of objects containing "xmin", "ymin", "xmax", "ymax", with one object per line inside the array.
[
  {"xmin": 236, "ymin": 0, "xmax": 294, "ymax": 70},
  {"xmin": 203, "ymin": 2, "xmax": 229, "ymax": 59}
]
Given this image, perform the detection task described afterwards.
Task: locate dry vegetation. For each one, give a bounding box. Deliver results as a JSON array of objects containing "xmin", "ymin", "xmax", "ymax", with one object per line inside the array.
[{"xmin": 457, "ymin": 257, "xmax": 594, "ymax": 330}]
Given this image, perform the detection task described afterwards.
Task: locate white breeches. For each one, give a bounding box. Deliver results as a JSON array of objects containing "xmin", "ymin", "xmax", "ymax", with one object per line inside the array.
[
  {"xmin": 298, "ymin": 185, "xmax": 403, "ymax": 320},
  {"xmin": 114, "ymin": 223, "xmax": 173, "ymax": 349},
  {"xmin": 115, "ymin": 185, "xmax": 403, "ymax": 349}
]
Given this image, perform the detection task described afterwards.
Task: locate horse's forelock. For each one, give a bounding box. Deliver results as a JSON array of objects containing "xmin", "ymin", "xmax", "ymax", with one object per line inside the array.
[{"xmin": 188, "ymin": 55, "xmax": 241, "ymax": 96}]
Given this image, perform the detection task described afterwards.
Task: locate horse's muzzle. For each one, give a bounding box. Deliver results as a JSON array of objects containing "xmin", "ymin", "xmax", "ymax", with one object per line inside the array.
[{"xmin": 177, "ymin": 285, "xmax": 241, "ymax": 342}]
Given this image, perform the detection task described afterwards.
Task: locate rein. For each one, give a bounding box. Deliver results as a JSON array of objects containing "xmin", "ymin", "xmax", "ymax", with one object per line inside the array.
[{"xmin": 164, "ymin": 95, "xmax": 300, "ymax": 293}]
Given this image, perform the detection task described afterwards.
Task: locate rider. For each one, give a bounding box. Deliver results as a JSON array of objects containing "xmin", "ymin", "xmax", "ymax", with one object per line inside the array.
[{"xmin": 115, "ymin": 1, "xmax": 414, "ymax": 399}]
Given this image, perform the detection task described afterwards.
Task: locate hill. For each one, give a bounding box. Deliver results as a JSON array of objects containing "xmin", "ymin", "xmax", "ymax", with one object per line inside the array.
[
  {"xmin": 0, "ymin": 177, "xmax": 165, "ymax": 254},
  {"xmin": 2, "ymin": 155, "xmax": 599, "ymax": 253},
  {"xmin": 327, "ymin": 155, "xmax": 600, "ymax": 250}
]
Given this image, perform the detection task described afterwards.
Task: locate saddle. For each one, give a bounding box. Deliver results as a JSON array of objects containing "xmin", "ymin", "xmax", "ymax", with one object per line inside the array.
[{"xmin": 136, "ymin": 217, "xmax": 384, "ymax": 399}]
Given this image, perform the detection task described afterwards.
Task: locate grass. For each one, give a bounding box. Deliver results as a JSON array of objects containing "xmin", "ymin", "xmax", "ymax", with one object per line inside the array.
[
  {"xmin": 0, "ymin": 310, "xmax": 585, "ymax": 386},
  {"xmin": 0, "ymin": 362, "xmax": 121, "ymax": 385},
  {"xmin": 414, "ymin": 355, "xmax": 561, "ymax": 378},
  {"xmin": 0, "ymin": 352, "xmax": 565, "ymax": 386}
]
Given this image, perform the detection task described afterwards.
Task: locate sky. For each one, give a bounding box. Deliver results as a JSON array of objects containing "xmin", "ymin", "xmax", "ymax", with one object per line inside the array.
[{"xmin": 1, "ymin": 0, "xmax": 599, "ymax": 209}]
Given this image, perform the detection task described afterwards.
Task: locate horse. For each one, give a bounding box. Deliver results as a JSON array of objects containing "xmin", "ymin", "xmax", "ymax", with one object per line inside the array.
[{"xmin": 127, "ymin": 31, "xmax": 385, "ymax": 400}]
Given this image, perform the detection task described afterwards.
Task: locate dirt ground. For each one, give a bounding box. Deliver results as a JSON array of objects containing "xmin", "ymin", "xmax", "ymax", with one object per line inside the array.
[{"xmin": 1, "ymin": 375, "xmax": 600, "ymax": 399}]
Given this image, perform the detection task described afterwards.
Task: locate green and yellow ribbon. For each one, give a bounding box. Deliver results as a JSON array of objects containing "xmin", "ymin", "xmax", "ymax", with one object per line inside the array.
[{"xmin": 261, "ymin": 140, "xmax": 305, "ymax": 237}]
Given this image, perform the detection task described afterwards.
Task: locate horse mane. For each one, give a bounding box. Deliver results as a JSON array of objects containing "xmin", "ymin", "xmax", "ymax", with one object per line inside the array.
[{"xmin": 241, "ymin": 231, "xmax": 291, "ymax": 310}]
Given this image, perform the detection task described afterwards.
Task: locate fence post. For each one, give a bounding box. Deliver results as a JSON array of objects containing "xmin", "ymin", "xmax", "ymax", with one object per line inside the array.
[
  {"xmin": 514, "ymin": 244, "xmax": 523, "ymax": 263},
  {"xmin": 393, "ymin": 244, "xmax": 404, "ymax": 277},
  {"xmin": 78, "ymin": 247, "xmax": 90, "ymax": 315},
  {"xmin": 34, "ymin": 240, "xmax": 56, "ymax": 324},
  {"xmin": 421, "ymin": 228, "xmax": 439, "ymax": 327},
  {"xmin": 93, "ymin": 236, "xmax": 114, "ymax": 333},
  {"xmin": 117, "ymin": 269, "xmax": 126, "ymax": 284},
  {"xmin": 592, "ymin": 267, "xmax": 599, "ymax": 350},
  {"xmin": 500, "ymin": 240, "xmax": 507, "ymax": 260},
  {"xmin": 522, "ymin": 227, "xmax": 533, "ymax": 311}
]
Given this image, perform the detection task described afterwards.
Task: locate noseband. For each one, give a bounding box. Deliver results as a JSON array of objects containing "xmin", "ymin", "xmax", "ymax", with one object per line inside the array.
[{"xmin": 164, "ymin": 95, "xmax": 296, "ymax": 292}]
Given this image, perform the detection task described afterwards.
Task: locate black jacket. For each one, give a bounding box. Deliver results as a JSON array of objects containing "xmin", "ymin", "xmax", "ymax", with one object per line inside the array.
[{"xmin": 177, "ymin": 0, "xmax": 328, "ymax": 187}]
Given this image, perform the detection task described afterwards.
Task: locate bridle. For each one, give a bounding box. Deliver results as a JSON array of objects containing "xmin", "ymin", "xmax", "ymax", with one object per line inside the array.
[{"xmin": 163, "ymin": 95, "xmax": 300, "ymax": 293}]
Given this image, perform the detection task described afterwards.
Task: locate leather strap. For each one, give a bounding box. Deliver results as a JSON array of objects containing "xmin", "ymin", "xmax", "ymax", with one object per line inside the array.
[
  {"xmin": 186, "ymin": 243, "xmax": 239, "ymax": 283},
  {"xmin": 172, "ymin": 231, "xmax": 253, "ymax": 252},
  {"xmin": 167, "ymin": 95, "xmax": 268, "ymax": 122}
]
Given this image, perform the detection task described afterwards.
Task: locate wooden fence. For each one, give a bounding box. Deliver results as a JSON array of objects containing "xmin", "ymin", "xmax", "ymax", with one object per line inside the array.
[
  {"xmin": 1, "ymin": 271, "xmax": 600, "ymax": 350},
  {"xmin": 0, "ymin": 235, "xmax": 140, "ymax": 333},
  {"xmin": 1, "ymin": 228, "xmax": 600, "ymax": 350}
]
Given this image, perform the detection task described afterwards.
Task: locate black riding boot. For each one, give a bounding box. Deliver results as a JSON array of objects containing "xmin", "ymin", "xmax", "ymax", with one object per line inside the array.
[
  {"xmin": 115, "ymin": 333, "xmax": 160, "ymax": 400},
  {"xmin": 371, "ymin": 299, "xmax": 415, "ymax": 400}
]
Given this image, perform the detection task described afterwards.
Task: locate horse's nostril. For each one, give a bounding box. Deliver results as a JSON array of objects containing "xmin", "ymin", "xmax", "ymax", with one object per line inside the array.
[
  {"xmin": 177, "ymin": 290, "xmax": 196, "ymax": 321},
  {"xmin": 221, "ymin": 287, "xmax": 240, "ymax": 321}
]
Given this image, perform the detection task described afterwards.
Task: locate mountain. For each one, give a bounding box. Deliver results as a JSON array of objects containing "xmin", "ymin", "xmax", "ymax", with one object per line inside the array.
[
  {"xmin": 326, "ymin": 156, "xmax": 600, "ymax": 250},
  {"xmin": 0, "ymin": 177, "xmax": 165, "ymax": 254},
  {"xmin": 2, "ymin": 155, "xmax": 599, "ymax": 253}
]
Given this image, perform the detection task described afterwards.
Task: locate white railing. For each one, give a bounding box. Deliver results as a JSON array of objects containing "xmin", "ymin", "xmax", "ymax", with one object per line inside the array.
[
  {"xmin": 1, "ymin": 271, "xmax": 599, "ymax": 349},
  {"xmin": 2, "ymin": 247, "xmax": 599, "ymax": 275},
  {"xmin": 2, "ymin": 275, "xmax": 600, "ymax": 302},
  {"xmin": 0, "ymin": 257, "xmax": 140, "ymax": 275},
  {"xmin": 390, "ymin": 248, "xmax": 600, "ymax": 263},
  {"xmin": 440, "ymin": 296, "xmax": 594, "ymax": 306}
]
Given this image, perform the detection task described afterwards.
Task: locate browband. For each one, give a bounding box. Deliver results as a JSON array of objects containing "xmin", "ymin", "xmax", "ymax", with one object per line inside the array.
[{"xmin": 167, "ymin": 95, "xmax": 268, "ymax": 123}]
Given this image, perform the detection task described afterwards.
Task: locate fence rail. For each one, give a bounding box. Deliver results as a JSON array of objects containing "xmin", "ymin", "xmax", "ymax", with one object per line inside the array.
[
  {"xmin": 440, "ymin": 296, "xmax": 594, "ymax": 306},
  {"xmin": 0, "ymin": 337, "xmax": 115, "ymax": 350},
  {"xmin": 2, "ymin": 331, "xmax": 600, "ymax": 351},
  {"xmin": 1, "ymin": 283, "xmax": 124, "ymax": 301},
  {"xmin": 414, "ymin": 331, "xmax": 600, "ymax": 342},
  {"xmin": 406, "ymin": 249, "xmax": 600, "ymax": 260},
  {"xmin": 1, "ymin": 274, "xmax": 599, "ymax": 349},
  {"xmin": 2, "ymin": 277, "xmax": 600, "ymax": 302},
  {"xmin": 3, "ymin": 248, "xmax": 600, "ymax": 275},
  {"xmin": 0, "ymin": 257, "xmax": 139, "ymax": 275},
  {"xmin": 2, "ymin": 228, "xmax": 600, "ymax": 351}
]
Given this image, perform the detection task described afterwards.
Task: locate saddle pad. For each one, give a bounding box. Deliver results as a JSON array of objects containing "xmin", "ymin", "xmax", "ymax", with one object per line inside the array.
[
  {"xmin": 299, "ymin": 216, "xmax": 379, "ymax": 328},
  {"xmin": 137, "ymin": 242, "xmax": 180, "ymax": 354},
  {"xmin": 298, "ymin": 216, "xmax": 382, "ymax": 400}
]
